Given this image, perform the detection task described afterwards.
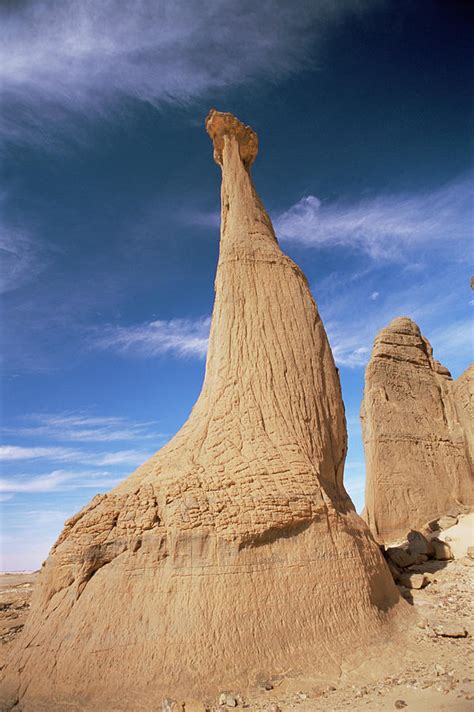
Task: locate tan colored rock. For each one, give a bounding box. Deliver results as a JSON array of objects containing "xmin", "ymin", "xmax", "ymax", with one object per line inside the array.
[
  {"xmin": 432, "ymin": 622, "xmax": 468, "ymax": 638},
  {"xmin": 407, "ymin": 530, "xmax": 434, "ymax": 558},
  {"xmin": 386, "ymin": 547, "xmax": 417, "ymax": 569},
  {"xmin": 1, "ymin": 111, "xmax": 405, "ymax": 711},
  {"xmin": 429, "ymin": 514, "xmax": 458, "ymax": 531},
  {"xmin": 453, "ymin": 364, "xmax": 474, "ymax": 471},
  {"xmin": 386, "ymin": 558, "xmax": 401, "ymax": 582},
  {"xmin": 431, "ymin": 538, "xmax": 454, "ymax": 561},
  {"xmin": 397, "ymin": 572, "xmax": 429, "ymax": 590},
  {"xmin": 412, "ymin": 553, "xmax": 429, "ymax": 565},
  {"xmin": 361, "ymin": 317, "xmax": 474, "ymax": 544}
]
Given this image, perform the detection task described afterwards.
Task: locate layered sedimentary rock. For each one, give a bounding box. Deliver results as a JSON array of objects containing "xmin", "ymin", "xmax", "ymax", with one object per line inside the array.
[
  {"xmin": 2, "ymin": 111, "xmax": 403, "ymax": 711},
  {"xmin": 361, "ymin": 317, "xmax": 474, "ymax": 544}
]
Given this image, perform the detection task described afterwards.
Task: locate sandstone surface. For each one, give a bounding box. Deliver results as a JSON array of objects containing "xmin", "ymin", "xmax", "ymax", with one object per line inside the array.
[
  {"xmin": 454, "ymin": 364, "xmax": 474, "ymax": 471},
  {"xmin": 361, "ymin": 317, "xmax": 474, "ymax": 544},
  {"xmin": 2, "ymin": 524, "xmax": 474, "ymax": 712},
  {"xmin": 1, "ymin": 111, "xmax": 404, "ymax": 711}
]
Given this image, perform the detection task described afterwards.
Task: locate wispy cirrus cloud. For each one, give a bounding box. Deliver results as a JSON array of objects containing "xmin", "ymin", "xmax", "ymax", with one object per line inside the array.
[
  {"xmin": 326, "ymin": 309, "xmax": 473, "ymax": 372},
  {"xmin": 319, "ymin": 272, "xmax": 470, "ymax": 370},
  {"xmin": 3, "ymin": 412, "xmax": 165, "ymax": 443},
  {"xmin": 18, "ymin": 510, "xmax": 70, "ymax": 527},
  {"xmin": 0, "ymin": 470, "xmax": 73, "ymax": 494},
  {"xmin": 0, "ymin": 413, "xmax": 164, "ymax": 503},
  {"xmin": 0, "ymin": 469, "xmax": 121, "ymax": 494},
  {"xmin": 0, "ymin": 446, "xmax": 74, "ymax": 461},
  {"xmin": 93, "ymin": 316, "xmax": 211, "ymax": 359},
  {"xmin": 0, "ymin": 494, "xmax": 14, "ymax": 503},
  {"xmin": 274, "ymin": 175, "xmax": 473, "ymax": 260},
  {"xmin": 89, "ymin": 450, "xmax": 153, "ymax": 467},
  {"xmin": 0, "ymin": 193, "xmax": 51, "ymax": 294},
  {"xmin": 429, "ymin": 318, "xmax": 474, "ymax": 368},
  {"xmin": 0, "ymin": 0, "xmax": 378, "ymax": 147},
  {"xmin": 328, "ymin": 338, "xmax": 371, "ymax": 368},
  {"xmin": 0, "ymin": 445, "xmax": 153, "ymax": 467}
]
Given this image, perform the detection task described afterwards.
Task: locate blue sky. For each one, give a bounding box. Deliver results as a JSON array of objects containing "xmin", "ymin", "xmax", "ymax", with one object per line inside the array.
[{"xmin": 1, "ymin": 0, "xmax": 473, "ymax": 571}]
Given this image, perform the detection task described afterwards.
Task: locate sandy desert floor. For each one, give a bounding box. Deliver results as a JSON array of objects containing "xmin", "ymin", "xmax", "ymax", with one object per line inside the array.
[
  {"xmin": 247, "ymin": 554, "xmax": 474, "ymax": 711},
  {"xmin": 0, "ymin": 572, "xmax": 36, "ymax": 671},
  {"xmin": 1, "ymin": 517, "xmax": 472, "ymax": 711}
]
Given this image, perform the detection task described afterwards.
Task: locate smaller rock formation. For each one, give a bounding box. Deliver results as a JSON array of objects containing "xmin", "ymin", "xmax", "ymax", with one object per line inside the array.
[
  {"xmin": 453, "ymin": 364, "xmax": 474, "ymax": 471},
  {"xmin": 361, "ymin": 317, "xmax": 474, "ymax": 543},
  {"xmin": 382, "ymin": 528, "xmax": 456, "ymax": 598}
]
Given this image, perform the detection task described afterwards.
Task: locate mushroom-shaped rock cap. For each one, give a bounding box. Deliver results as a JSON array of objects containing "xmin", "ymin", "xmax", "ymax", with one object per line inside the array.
[{"xmin": 206, "ymin": 108, "xmax": 258, "ymax": 168}]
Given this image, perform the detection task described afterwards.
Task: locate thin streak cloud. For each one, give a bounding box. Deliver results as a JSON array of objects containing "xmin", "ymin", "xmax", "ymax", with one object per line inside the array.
[
  {"xmin": 429, "ymin": 319, "xmax": 474, "ymax": 366},
  {"xmin": 0, "ymin": 445, "xmax": 154, "ymax": 467},
  {"xmin": 0, "ymin": 193, "xmax": 51, "ymax": 294},
  {"xmin": 0, "ymin": 470, "xmax": 117, "ymax": 494},
  {"xmin": 0, "ymin": 0, "xmax": 378, "ymax": 147},
  {"xmin": 320, "ymin": 278, "xmax": 468, "ymax": 370},
  {"xmin": 275, "ymin": 176, "xmax": 473, "ymax": 260},
  {"xmin": 93, "ymin": 316, "xmax": 211, "ymax": 359},
  {"xmin": 0, "ymin": 446, "xmax": 75, "ymax": 461},
  {"xmin": 4, "ymin": 413, "xmax": 165, "ymax": 443}
]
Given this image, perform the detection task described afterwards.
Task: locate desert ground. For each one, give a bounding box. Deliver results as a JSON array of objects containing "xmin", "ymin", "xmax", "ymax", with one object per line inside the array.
[
  {"xmin": 1, "ymin": 516, "xmax": 472, "ymax": 711},
  {"xmin": 0, "ymin": 573, "xmax": 36, "ymax": 669}
]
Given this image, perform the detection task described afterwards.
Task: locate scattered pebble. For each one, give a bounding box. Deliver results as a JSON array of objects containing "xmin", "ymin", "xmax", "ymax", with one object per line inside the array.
[
  {"xmin": 431, "ymin": 538, "xmax": 454, "ymax": 561},
  {"xmin": 398, "ymin": 572, "xmax": 429, "ymax": 589},
  {"xmin": 433, "ymin": 622, "xmax": 468, "ymax": 638},
  {"xmin": 218, "ymin": 693, "xmax": 238, "ymax": 707}
]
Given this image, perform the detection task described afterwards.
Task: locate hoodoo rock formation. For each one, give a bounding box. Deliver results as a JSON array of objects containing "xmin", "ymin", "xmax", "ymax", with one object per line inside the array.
[
  {"xmin": 361, "ymin": 317, "xmax": 474, "ymax": 544},
  {"xmin": 1, "ymin": 111, "xmax": 404, "ymax": 711}
]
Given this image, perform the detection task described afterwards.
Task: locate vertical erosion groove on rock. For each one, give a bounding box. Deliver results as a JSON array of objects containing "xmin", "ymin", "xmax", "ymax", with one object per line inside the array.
[
  {"xmin": 361, "ymin": 317, "xmax": 474, "ymax": 544},
  {"xmin": 1, "ymin": 110, "xmax": 405, "ymax": 711}
]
